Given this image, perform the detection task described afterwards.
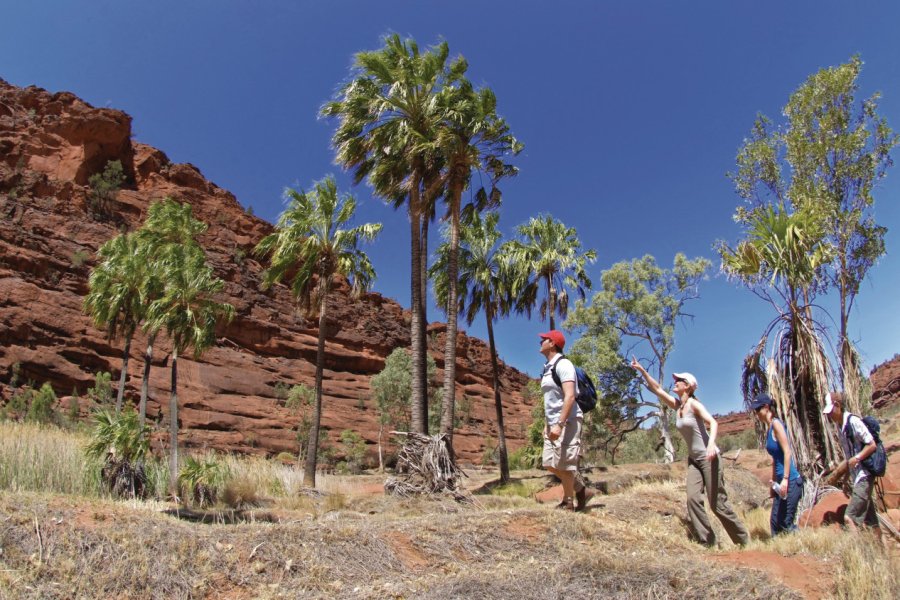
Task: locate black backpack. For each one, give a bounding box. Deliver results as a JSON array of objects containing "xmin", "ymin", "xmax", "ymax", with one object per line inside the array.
[
  {"xmin": 844, "ymin": 414, "xmax": 888, "ymax": 477},
  {"xmin": 549, "ymin": 355, "xmax": 598, "ymax": 413}
]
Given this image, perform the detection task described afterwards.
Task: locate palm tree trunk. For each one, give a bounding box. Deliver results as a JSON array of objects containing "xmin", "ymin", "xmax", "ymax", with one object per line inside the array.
[
  {"xmin": 377, "ymin": 421, "xmax": 384, "ymax": 473},
  {"xmin": 303, "ymin": 280, "xmax": 330, "ymax": 488},
  {"xmin": 485, "ymin": 306, "xmax": 510, "ymax": 483},
  {"xmin": 546, "ymin": 273, "xmax": 555, "ymax": 330},
  {"xmin": 440, "ymin": 182, "xmax": 462, "ymax": 453},
  {"xmin": 409, "ymin": 185, "xmax": 427, "ymax": 434},
  {"xmin": 139, "ymin": 333, "xmax": 156, "ymax": 429},
  {"xmin": 168, "ymin": 346, "xmax": 179, "ymax": 497},
  {"xmin": 115, "ymin": 333, "xmax": 133, "ymax": 414},
  {"xmin": 420, "ymin": 204, "xmax": 430, "ymax": 432}
]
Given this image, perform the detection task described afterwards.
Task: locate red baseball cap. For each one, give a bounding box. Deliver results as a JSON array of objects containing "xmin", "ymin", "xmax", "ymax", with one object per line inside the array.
[{"xmin": 538, "ymin": 330, "xmax": 565, "ymax": 350}]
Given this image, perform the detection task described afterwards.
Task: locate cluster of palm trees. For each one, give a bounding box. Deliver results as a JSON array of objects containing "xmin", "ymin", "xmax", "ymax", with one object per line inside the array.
[
  {"xmin": 319, "ymin": 34, "xmax": 596, "ymax": 483},
  {"xmin": 84, "ymin": 198, "xmax": 234, "ymax": 494},
  {"xmin": 85, "ymin": 34, "xmax": 599, "ymax": 492}
]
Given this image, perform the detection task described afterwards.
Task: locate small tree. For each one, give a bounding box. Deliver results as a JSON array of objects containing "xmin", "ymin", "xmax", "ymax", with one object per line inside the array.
[
  {"xmin": 566, "ymin": 254, "xmax": 711, "ymax": 464},
  {"xmin": 85, "ymin": 409, "xmax": 151, "ymax": 499},
  {"xmin": 285, "ymin": 384, "xmax": 315, "ymax": 463},
  {"xmin": 87, "ymin": 160, "xmax": 125, "ymax": 218}
]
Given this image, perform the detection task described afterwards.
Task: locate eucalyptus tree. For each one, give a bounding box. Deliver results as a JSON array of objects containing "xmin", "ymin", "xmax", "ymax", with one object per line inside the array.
[
  {"xmin": 143, "ymin": 200, "xmax": 234, "ymax": 495},
  {"xmin": 432, "ymin": 80, "xmax": 522, "ymax": 451},
  {"xmin": 255, "ymin": 176, "xmax": 381, "ymax": 488},
  {"xmin": 728, "ymin": 56, "xmax": 897, "ymax": 404},
  {"xmin": 566, "ymin": 254, "xmax": 711, "ymax": 464},
  {"xmin": 322, "ymin": 34, "xmax": 463, "ymax": 435},
  {"xmin": 431, "ymin": 211, "xmax": 519, "ymax": 481},
  {"xmin": 719, "ymin": 204, "xmax": 839, "ymax": 475},
  {"xmin": 84, "ymin": 232, "xmax": 152, "ymax": 414},
  {"xmin": 505, "ymin": 215, "xmax": 596, "ymax": 330}
]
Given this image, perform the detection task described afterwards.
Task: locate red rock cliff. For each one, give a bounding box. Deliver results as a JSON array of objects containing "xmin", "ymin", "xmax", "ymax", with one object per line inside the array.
[{"xmin": 0, "ymin": 79, "xmax": 535, "ymax": 465}]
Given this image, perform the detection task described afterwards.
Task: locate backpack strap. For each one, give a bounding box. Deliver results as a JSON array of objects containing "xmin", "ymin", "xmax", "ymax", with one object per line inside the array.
[{"xmin": 549, "ymin": 354, "xmax": 564, "ymax": 389}]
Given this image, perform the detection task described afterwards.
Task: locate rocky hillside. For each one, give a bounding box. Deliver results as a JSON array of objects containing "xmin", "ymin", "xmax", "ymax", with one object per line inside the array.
[
  {"xmin": 0, "ymin": 79, "xmax": 535, "ymax": 464},
  {"xmin": 872, "ymin": 354, "xmax": 900, "ymax": 410}
]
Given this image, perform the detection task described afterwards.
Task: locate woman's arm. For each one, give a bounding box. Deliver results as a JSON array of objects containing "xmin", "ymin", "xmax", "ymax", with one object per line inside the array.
[
  {"xmin": 630, "ymin": 356, "xmax": 678, "ymax": 410},
  {"xmin": 690, "ymin": 399, "xmax": 718, "ymax": 460},
  {"xmin": 772, "ymin": 419, "xmax": 791, "ymax": 497}
]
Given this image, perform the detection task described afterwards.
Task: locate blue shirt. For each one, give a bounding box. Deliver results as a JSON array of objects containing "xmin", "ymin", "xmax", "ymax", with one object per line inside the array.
[{"xmin": 766, "ymin": 418, "xmax": 801, "ymax": 481}]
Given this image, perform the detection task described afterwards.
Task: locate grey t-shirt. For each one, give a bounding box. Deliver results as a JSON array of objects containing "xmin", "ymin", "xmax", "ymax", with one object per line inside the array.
[{"xmin": 541, "ymin": 354, "xmax": 582, "ymax": 426}]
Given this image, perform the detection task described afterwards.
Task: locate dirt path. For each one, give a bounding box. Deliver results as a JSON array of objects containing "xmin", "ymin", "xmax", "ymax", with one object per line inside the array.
[{"xmin": 709, "ymin": 550, "xmax": 833, "ymax": 600}]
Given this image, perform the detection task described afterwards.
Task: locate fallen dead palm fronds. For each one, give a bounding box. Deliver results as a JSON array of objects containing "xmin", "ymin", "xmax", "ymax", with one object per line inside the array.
[{"xmin": 384, "ymin": 432, "xmax": 470, "ymax": 502}]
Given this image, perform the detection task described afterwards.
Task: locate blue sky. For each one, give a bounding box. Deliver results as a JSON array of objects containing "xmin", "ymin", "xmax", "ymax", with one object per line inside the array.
[{"xmin": 4, "ymin": 1, "xmax": 899, "ymax": 415}]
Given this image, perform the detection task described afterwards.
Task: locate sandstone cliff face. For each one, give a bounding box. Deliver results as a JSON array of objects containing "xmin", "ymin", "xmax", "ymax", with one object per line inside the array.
[{"xmin": 0, "ymin": 79, "xmax": 535, "ymax": 465}]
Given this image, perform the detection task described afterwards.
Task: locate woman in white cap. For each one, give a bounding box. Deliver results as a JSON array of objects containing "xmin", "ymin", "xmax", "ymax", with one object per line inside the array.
[
  {"xmin": 631, "ymin": 357, "xmax": 749, "ymax": 547},
  {"xmin": 750, "ymin": 393, "xmax": 803, "ymax": 536}
]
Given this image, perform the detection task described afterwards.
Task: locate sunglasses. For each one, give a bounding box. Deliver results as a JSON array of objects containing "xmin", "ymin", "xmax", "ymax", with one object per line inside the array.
[{"xmin": 673, "ymin": 377, "xmax": 687, "ymax": 384}]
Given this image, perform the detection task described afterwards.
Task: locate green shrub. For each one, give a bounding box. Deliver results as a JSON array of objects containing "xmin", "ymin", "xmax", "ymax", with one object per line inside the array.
[
  {"xmin": 179, "ymin": 454, "xmax": 230, "ymax": 507},
  {"xmin": 26, "ymin": 382, "xmax": 58, "ymax": 424},
  {"xmin": 339, "ymin": 429, "xmax": 367, "ymax": 474},
  {"xmin": 85, "ymin": 409, "xmax": 150, "ymax": 498},
  {"xmin": 71, "ymin": 249, "xmax": 91, "ymax": 268},
  {"xmin": 718, "ymin": 427, "xmax": 759, "ymax": 453},
  {"xmin": 87, "ymin": 160, "xmax": 125, "ymax": 217},
  {"xmin": 88, "ymin": 372, "xmax": 113, "ymax": 405}
]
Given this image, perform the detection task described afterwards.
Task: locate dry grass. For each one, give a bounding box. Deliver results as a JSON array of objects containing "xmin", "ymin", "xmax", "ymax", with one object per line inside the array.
[{"xmin": 1, "ymin": 423, "xmax": 897, "ymax": 598}]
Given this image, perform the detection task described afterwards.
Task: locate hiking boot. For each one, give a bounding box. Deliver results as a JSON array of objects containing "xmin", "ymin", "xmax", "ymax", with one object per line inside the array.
[
  {"xmin": 555, "ymin": 497, "xmax": 575, "ymax": 511},
  {"xmin": 575, "ymin": 485, "xmax": 588, "ymax": 511}
]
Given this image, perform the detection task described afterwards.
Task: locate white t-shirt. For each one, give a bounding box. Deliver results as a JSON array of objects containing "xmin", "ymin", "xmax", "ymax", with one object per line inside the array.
[
  {"xmin": 839, "ymin": 412, "xmax": 874, "ymax": 485},
  {"xmin": 540, "ymin": 354, "xmax": 582, "ymax": 426}
]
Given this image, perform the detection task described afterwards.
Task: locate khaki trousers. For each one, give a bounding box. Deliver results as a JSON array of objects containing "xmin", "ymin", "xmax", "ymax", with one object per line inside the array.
[{"xmin": 685, "ymin": 455, "xmax": 749, "ymax": 546}]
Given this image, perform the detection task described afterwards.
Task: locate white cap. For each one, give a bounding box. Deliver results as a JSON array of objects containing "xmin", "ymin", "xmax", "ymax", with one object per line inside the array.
[
  {"xmin": 673, "ymin": 372, "xmax": 698, "ymax": 389},
  {"xmin": 822, "ymin": 392, "xmax": 835, "ymax": 415}
]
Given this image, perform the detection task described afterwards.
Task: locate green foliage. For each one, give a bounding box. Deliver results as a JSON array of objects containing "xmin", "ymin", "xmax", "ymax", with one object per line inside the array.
[
  {"xmin": 481, "ymin": 436, "xmax": 498, "ymax": 466},
  {"xmin": 566, "ymin": 253, "xmax": 711, "ymax": 463},
  {"xmin": 370, "ymin": 347, "xmax": 441, "ymax": 434},
  {"xmin": 88, "ymin": 372, "xmax": 113, "ymax": 405},
  {"xmin": 179, "ymin": 454, "xmax": 229, "ymax": 507},
  {"xmin": 9, "ymin": 362, "xmax": 21, "ymax": 388},
  {"xmin": 339, "ymin": 429, "xmax": 367, "ymax": 474},
  {"xmin": 70, "ymin": 249, "xmax": 91, "ymax": 268},
  {"xmin": 503, "ymin": 214, "xmax": 597, "ymax": 329},
  {"xmin": 67, "ymin": 394, "xmax": 80, "ymax": 425},
  {"xmin": 508, "ymin": 394, "xmax": 545, "ymax": 470},
  {"xmin": 717, "ymin": 428, "xmax": 759, "ymax": 454},
  {"xmin": 273, "ymin": 381, "xmax": 291, "ymax": 402},
  {"xmin": 85, "ymin": 409, "xmax": 150, "ymax": 465},
  {"xmin": 26, "ymin": 382, "xmax": 58, "ymax": 424},
  {"xmin": 87, "ymin": 159, "xmax": 125, "ymax": 217},
  {"xmin": 286, "ymin": 383, "xmax": 314, "ymax": 458}
]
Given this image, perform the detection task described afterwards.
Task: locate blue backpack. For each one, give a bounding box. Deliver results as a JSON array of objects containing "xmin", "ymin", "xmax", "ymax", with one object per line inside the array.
[
  {"xmin": 549, "ymin": 356, "xmax": 598, "ymax": 413},
  {"xmin": 844, "ymin": 414, "xmax": 888, "ymax": 477}
]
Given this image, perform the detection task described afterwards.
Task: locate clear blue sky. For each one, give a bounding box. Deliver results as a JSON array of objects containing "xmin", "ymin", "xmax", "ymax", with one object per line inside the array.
[{"xmin": 4, "ymin": 1, "xmax": 899, "ymax": 415}]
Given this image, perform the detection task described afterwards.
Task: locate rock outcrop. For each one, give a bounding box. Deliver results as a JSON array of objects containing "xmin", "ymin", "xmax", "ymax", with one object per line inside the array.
[{"xmin": 0, "ymin": 79, "xmax": 535, "ymax": 465}]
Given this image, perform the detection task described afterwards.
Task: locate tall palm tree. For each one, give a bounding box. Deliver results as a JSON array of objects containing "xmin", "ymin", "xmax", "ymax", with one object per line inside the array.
[
  {"xmin": 432, "ymin": 80, "xmax": 521, "ymax": 451},
  {"xmin": 505, "ymin": 215, "xmax": 597, "ymax": 330},
  {"xmin": 720, "ymin": 203, "xmax": 840, "ymax": 475},
  {"xmin": 255, "ymin": 176, "xmax": 381, "ymax": 488},
  {"xmin": 84, "ymin": 232, "xmax": 151, "ymax": 414},
  {"xmin": 322, "ymin": 34, "xmax": 460, "ymax": 434},
  {"xmin": 135, "ymin": 198, "xmax": 208, "ymax": 428},
  {"xmin": 431, "ymin": 211, "xmax": 517, "ymax": 482},
  {"xmin": 143, "ymin": 201, "xmax": 234, "ymax": 496}
]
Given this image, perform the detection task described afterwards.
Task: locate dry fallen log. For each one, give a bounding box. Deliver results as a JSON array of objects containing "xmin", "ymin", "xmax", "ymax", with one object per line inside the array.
[{"xmin": 384, "ymin": 432, "xmax": 470, "ymax": 502}]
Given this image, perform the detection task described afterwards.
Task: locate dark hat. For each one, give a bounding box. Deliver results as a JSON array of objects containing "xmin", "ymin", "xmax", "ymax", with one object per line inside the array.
[{"xmin": 750, "ymin": 393, "xmax": 774, "ymax": 411}]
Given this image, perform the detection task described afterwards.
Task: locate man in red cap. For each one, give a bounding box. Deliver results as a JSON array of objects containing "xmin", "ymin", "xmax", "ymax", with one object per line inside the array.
[{"xmin": 539, "ymin": 329, "xmax": 587, "ymax": 511}]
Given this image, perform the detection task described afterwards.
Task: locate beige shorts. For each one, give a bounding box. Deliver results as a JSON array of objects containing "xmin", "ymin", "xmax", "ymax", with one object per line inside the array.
[{"xmin": 542, "ymin": 418, "xmax": 583, "ymax": 471}]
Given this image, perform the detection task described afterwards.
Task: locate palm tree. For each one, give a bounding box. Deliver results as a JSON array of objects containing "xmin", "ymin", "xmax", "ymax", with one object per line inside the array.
[
  {"xmin": 432, "ymin": 211, "xmax": 517, "ymax": 482},
  {"xmin": 255, "ymin": 176, "xmax": 381, "ymax": 488},
  {"xmin": 134, "ymin": 198, "xmax": 207, "ymax": 428},
  {"xmin": 505, "ymin": 215, "xmax": 597, "ymax": 330},
  {"xmin": 144, "ymin": 202, "xmax": 234, "ymax": 496},
  {"xmin": 719, "ymin": 203, "xmax": 840, "ymax": 475},
  {"xmin": 84, "ymin": 232, "xmax": 151, "ymax": 414},
  {"xmin": 322, "ymin": 34, "xmax": 460, "ymax": 434},
  {"xmin": 432, "ymin": 80, "xmax": 522, "ymax": 452}
]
